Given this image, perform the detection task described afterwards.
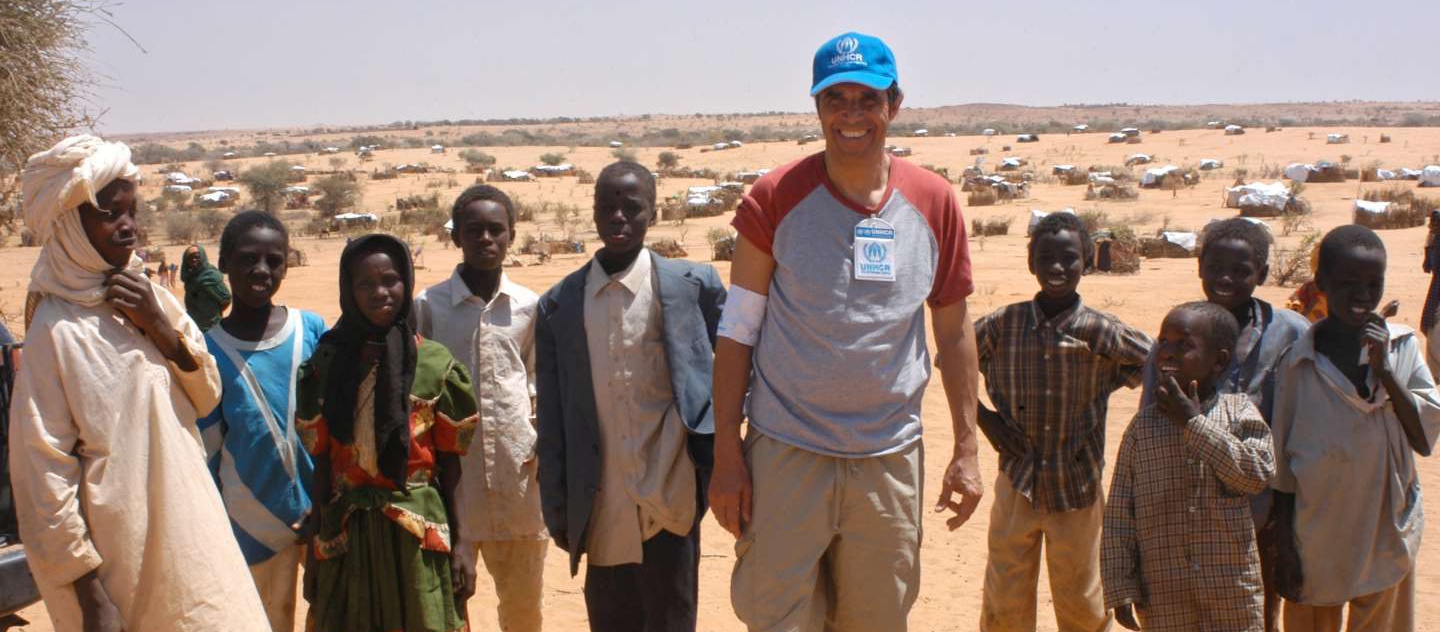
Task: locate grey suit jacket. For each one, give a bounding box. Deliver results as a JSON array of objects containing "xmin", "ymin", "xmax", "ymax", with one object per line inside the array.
[{"xmin": 534, "ymin": 252, "xmax": 725, "ymax": 574}]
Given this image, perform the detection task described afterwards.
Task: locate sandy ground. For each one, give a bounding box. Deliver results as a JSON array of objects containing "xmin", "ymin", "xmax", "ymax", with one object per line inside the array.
[{"xmin": 5, "ymin": 126, "xmax": 1440, "ymax": 630}]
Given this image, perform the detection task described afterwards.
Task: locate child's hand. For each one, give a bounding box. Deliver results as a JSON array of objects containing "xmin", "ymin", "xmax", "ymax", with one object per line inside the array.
[
  {"xmin": 451, "ymin": 549, "xmax": 477, "ymax": 602},
  {"xmin": 1362, "ymin": 316, "xmax": 1392, "ymax": 377},
  {"xmin": 1156, "ymin": 375, "xmax": 1203, "ymax": 425},
  {"xmin": 1114, "ymin": 604, "xmax": 1141, "ymax": 630},
  {"xmin": 977, "ymin": 405, "xmax": 1028, "ymax": 459}
]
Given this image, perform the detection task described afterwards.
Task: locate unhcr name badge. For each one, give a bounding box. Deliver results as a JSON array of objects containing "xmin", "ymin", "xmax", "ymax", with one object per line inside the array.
[{"xmin": 853, "ymin": 217, "xmax": 896, "ymax": 282}]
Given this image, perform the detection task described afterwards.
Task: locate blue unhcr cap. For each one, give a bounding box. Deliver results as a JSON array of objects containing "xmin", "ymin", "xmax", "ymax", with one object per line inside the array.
[{"xmin": 810, "ymin": 32, "xmax": 897, "ymax": 96}]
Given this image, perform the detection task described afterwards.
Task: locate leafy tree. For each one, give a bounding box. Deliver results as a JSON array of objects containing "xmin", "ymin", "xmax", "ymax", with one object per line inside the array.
[
  {"xmin": 657, "ymin": 151, "xmax": 681, "ymax": 170},
  {"xmin": 239, "ymin": 161, "xmax": 297, "ymax": 213},
  {"xmin": 612, "ymin": 148, "xmax": 637, "ymax": 162},
  {"xmin": 539, "ymin": 152, "xmax": 567, "ymax": 166},
  {"xmin": 313, "ymin": 174, "xmax": 363, "ymax": 215}
]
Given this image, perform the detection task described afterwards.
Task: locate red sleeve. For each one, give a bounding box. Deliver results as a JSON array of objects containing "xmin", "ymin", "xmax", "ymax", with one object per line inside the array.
[
  {"xmin": 893, "ymin": 160, "xmax": 973, "ymax": 307},
  {"xmin": 732, "ymin": 153, "xmax": 826, "ymax": 256}
]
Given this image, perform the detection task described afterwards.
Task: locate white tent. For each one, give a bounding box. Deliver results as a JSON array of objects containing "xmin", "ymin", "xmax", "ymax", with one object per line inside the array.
[
  {"xmin": 1327, "ymin": 133, "xmax": 1350, "ymax": 144},
  {"xmin": 1161, "ymin": 232, "xmax": 1198, "ymax": 253},
  {"xmin": 222, "ymin": 151, "xmax": 238, "ymax": 158},
  {"xmin": 430, "ymin": 145, "xmax": 445, "ymax": 153},
  {"xmin": 533, "ymin": 164, "xmax": 574, "ymax": 175},
  {"xmin": 1199, "ymin": 159, "xmax": 1224, "ymax": 170},
  {"xmin": 1108, "ymin": 133, "xmax": 1127, "ymax": 143},
  {"xmin": 1141, "ymin": 165, "xmax": 1181, "ymax": 187},
  {"xmin": 1126, "ymin": 153, "xmax": 1151, "ymax": 165},
  {"xmin": 712, "ymin": 142, "xmax": 730, "ymax": 151},
  {"xmin": 198, "ymin": 191, "xmax": 231, "ymax": 204},
  {"xmin": 1284, "ymin": 163, "xmax": 1313, "ymax": 182},
  {"xmin": 1072, "ymin": 124, "xmax": 1089, "ymax": 132},
  {"xmin": 1027, "ymin": 208, "xmax": 1075, "ymax": 235},
  {"xmin": 1224, "ymin": 124, "xmax": 1245, "ymax": 135},
  {"xmin": 1052, "ymin": 165, "xmax": 1077, "ymax": 174},
  {"xmin": 1225, "ymin": 182, "xmax": 1291, "ymax": 213},
  {"xmin": 982, "ymin": 128, "xmax": 997, "ymax": 136},
  {"xmin": 1120, "ymin": 127, "xmax": 1140, "ymax": 136},
  {"xmin": 162, "ymin": 185, "xmax": 193, "ymax": 194},
  {"xmin": 914, "ymin": 129, "xmax": 929, "ymax": 136},
  {"xmin": 1375, "ymin": 169, "xmax": 1397, "ymax": 180},
  {"xmin": 1354, "ymin": 200, "xmax": 1392, "ymax": 215},
  {"xmin": 1000, "ymin": 157, "xmax": 1024, "ymax": 169},
  {"xmin": 290, "ymin": 165, "xmax": 307, "ymax": 172},
  {"xmin": 281, "ymin": 185, "xmax": 310, "ymax": 195},
  {"xmin": 1016, "ymin": 134, "xmax": 1039, "ymax": 142},
  {"xmin": 1421, "ymin": 166, "xmax": 1440, "ymax": 187},
  {"xmin": 609, "ymin": 141, "xmax": 624, "ymax": 148},
  {"xmin": 502, "ymin": 170, "xmax": 535, "ymax": 181}
]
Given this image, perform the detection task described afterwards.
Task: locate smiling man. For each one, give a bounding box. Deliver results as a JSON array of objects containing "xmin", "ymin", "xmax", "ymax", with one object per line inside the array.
[
  {"xmin": 709, "ymin": 32, "xmax": 982, "ymax": 631},
  {"xmin": 535, "ymin": 162, "xmax": 726, "ymax": 631}
]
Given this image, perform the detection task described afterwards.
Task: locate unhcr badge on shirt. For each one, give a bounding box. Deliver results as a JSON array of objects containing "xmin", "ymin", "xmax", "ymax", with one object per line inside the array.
[{"xmin": 853, "ymin": 217, "xmax": 896, "ymax": 282}]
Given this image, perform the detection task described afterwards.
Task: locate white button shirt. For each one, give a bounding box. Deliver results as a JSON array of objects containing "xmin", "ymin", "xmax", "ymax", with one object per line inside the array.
[{"xmin": 415, "ymin": 268, "xmax": 546, "ymax": 542}]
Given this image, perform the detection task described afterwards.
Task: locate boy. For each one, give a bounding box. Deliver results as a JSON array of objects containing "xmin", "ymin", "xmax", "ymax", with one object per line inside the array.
[
  {"xmin": 1141, "ymin": 217, "xmax": 1310, "ymax": 630},
  {"xmin": 975, "ymin": 212, "xmax": 1151, "ymax": 632},
  {"xmin": 414, "ymin": 184, "xmax": 547, "ymax": 632},
  {"xmin": 1103, "ymin": 301, "xmax": 1276, "ymax": 631},
  {"xmin": 535, "ymin": 161, "xmax": 725, "ymax": 631},
  {"xmin": 200, "ymin": 211, "xmax": 327, "ymax": 632},
  {"xmin": 1270, "ymin": 225, "xmax": 1440, "ymax": 632}
]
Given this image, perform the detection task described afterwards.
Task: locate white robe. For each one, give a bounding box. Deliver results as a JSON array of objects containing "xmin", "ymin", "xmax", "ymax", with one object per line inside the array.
[{"xmin": 8, "ymin": 283, "xmax": 269, "ymax": 631}]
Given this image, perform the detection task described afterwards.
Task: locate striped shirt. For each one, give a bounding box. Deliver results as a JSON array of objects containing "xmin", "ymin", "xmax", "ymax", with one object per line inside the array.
[
  {"xmin": 975, "ymin": 297, "xmax": 1150, "ymax": 512},
  {"xmin": 1102, "ymin": 394, "xmax": 1274, "ymax": 631},
  {"xmin": 199, "ymin": 308, "xmax": 326, "ymax": 564}
]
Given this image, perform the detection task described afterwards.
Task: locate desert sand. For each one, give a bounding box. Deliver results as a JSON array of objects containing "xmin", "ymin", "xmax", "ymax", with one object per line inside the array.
[{"xmin": 6, "ymin": 125, "xmax": 1440, "ymax": 630}]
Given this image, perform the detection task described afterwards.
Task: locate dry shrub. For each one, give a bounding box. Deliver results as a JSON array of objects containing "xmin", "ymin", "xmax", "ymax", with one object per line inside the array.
[
  {"xmin": 1060, "ymin": 169, "xmax": 1089, "ymax": 186},
  {"xmin": 577, "ymin": 169, "xmax": 595, "ymax": 184},
  {"xmin": 1355, "ymin": 188, "xmax": 1437, "ymax": 230},
  {"xmin": 1085, "ymin": 184, "xmax": 1138, "ymax": 201},
  {"xmin": 970, "ymin": 216, "xmax": 1012, "ymax": 236},
  {"xmin": 1140, "ymin": 236, "xmax": 1195, "ymax": 259},
  {"xmin": 1078, "ymin": 209, "xmax": 1108, "ymax": 234},
  {"xmin": 967, "ymin": 189, "xmax": 998, "ymax": 207},
  {"xmin": 650, "ymin": 239, "xmax": 688, "ymax": 258},
  {"xmin": 1271, "ymin": 232, "xmax": 1321, "ymax": 287},
  {"xmin": 707, "ymin": 228, "xmax": 736, "ymax": 261}
]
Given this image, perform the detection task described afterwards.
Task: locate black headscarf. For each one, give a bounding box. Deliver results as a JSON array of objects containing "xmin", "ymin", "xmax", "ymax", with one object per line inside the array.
[{"xmin": 321, "ymin": 234, "xmax": 417, "ymax": 487}]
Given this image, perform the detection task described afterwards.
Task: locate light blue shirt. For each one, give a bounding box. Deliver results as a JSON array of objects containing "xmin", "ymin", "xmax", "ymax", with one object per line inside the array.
[{"xmin": 199, "ymin": 308, "xmax": 326, "ymax": 564}]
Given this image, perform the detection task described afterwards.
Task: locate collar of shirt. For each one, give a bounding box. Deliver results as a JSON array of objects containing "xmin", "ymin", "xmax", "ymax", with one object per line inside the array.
[
  {"xmin": 1028, "ymin": 293, "xmax": 1084, "ymax": 332},
  {"xmin": 586, "ymin": 248, "xmax": 652, "ymax": 298},
  {"xmin": 443, "ymin": 265, "xmax": 515, "ymax": 309},
  {"xmin": 1283, "ymin": 321, "xmax": 1416, "ymax": 410}
]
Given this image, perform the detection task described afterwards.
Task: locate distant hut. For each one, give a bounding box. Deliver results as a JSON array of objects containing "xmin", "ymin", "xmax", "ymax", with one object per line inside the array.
[
  {"xmin": 1224, "ymin": 124, "xmax": 1246, "ymax": 135},
  {"xmin": 1016, "ymin": 134, "xmax": 1040, "ymax": 143},
  {"xmin": 1326, "ymin": 133, "xmax": 1351, "ymax": 144}
]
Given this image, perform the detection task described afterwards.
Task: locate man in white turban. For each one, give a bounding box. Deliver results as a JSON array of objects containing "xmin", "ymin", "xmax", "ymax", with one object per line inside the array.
[{"xmin": 8, "ymin": 135, "xmax": 269, "ymax": 631}]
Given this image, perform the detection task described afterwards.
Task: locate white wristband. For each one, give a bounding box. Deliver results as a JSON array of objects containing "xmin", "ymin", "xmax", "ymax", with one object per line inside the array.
[{"xmin": 718, "ymin": 285, "xmax": 768, "ymax": 346}]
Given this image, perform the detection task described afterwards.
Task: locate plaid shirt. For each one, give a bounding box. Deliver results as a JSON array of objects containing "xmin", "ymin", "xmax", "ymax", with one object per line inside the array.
[
  {"xmin": 976, "ymin": 297, "xmax": 1151, "ymax": 512},
  {"xmin": 1102, "ymin": 394, "xmax": 1274, "ymax": 631}
]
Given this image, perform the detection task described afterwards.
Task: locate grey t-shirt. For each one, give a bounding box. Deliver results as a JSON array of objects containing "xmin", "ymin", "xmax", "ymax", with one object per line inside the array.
[{"xmin": 733, "ymin": 154, "xmax": 972, "ymax": 457}]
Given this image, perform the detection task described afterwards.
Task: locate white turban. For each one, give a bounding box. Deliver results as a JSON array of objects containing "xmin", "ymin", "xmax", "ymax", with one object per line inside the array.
[{"xmin": 21, "ymin": 135, "xmax": 144, "ymax": 326}]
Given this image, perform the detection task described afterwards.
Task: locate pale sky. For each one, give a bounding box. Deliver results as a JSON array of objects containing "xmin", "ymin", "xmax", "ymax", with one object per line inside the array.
[{"xmin": 84, "ymin": 0, "xmax": 1440, "ymax": 135}]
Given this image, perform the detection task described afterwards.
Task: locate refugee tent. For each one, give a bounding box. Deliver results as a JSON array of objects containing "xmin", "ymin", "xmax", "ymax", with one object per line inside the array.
[
  {"xmin": 1072, "ymin": 124, "xmax": 1089, "ymax": 132},
  {"xmin": 1224, "ymin": 124, "xmax": 1245, "ymax": 135},
  {"xmin": 610, "ymin": 141, "xmax": 624, "ymax": 148},
  {"xmin": 982, "ymin": 128, "xmax": 998, "ymax": 136},
  {"xmin": 1120, "ymin": 128, "xmax": 1141, "ymax": 137},
  {"xmin": 1125, "ymin": 153, "xmax": 1152, "ymax": 166},
  {"xmin": 1199, "ymin": 159, "xmax": 1224, "ymax": 170},
  {"xmin": 1150, "ymin": 231, "xmax": 1198, "ymax": 257},
  {"xmin": 162, "ymin": 185, "xmax": 192, "ymax": 195},
  {"xmin": 1140, "ymin": 165, "xmax": 1181, "ymax": 188},
  {"xmin": 1016, "ymin": 134, "xmax": 1039, "ymax": 143},
  {"xmin": 999, "ymin": 157, "xmax": 1026, "ymax": 170},
  {"xmin": 502, "ymin": 170, "xmax": 535, "ymax": 181},
  {"xmin": 914, "ymin": 129, "xmax": 929, "ymax": 136},
  {"xmin": 430, "ymin": 145, "xmax": 446, "ymax": 154},
  {"xmin": 1108, "ymin": 133, "xmax": 1128, "ymax": 143},
  {"xmin": 1421, "ymin": 166, "xmax": 1440, "ymax": 188},
  {"xmin": 533, "ymin": 163, "xmax": 574, "ymax": 176},
  {"xmin": 1327, "ymin": 133, "xmax": 1350, "ymax": 144},
  {"xmin": 1284, "ymin": 163, "xmax": 1313, "ymax": 182},
  {"xmin": 1224, "ymin": 181, "xmax": 1291, "ymax": 216}
]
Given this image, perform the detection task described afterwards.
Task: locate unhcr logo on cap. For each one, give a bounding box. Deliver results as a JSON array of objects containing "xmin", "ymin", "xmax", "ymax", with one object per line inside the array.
[
  {"xmin": 810, "ymin": 32, "xmax": 898, "ymax": 96},
  {"xmin": 830, "ymin": 36, "xmax": 866, "ymax": 68}
]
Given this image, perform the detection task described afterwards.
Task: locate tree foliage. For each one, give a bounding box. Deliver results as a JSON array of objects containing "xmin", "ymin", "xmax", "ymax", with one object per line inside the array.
[
  {"xmin": 539, "ymin": 152, "xmax": 567, "ymax": 166},
  {"xmin": 458, "ymin": 148, "xmax": 496, "ymax": 169},
  {"xmin": 657, "ymin": 151, "xmax": 681, "ymax": 169},
  {"xmin": 0, "ymin": 0, "xmax": 112, "ymax": 204},
  {"xmin": 313, "ymin": 174, "xmax": 362, "ymax": 215},
  {"xmin": 239, "ymin": 161, "xmax": 296, "ymax": 213}
]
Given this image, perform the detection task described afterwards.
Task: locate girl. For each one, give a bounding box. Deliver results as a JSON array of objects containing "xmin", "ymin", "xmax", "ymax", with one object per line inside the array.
[
  {"xmin": 298, "ymin": 234, "xmax": 478, "ymax": 632},
  {"xmin": 199, "ymin": 210, "xmax": 327, "ymax": 632}
]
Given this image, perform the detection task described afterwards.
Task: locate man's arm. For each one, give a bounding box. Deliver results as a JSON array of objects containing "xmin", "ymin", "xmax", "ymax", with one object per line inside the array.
[
  {"xmin": 710, "ymin": 236, "xmax": 774, "ymax": 538},
  {"xmin": 931, "ymin": 298, "xmax": 984, "ymax": 530}
]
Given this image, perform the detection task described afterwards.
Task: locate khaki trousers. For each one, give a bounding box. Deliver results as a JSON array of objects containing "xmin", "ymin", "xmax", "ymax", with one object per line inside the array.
[
  {"xmin": 459, "ymin": 539, "xmax": 548, "ymax": 632},
  {"xmin": 250, "ymin": 544, "xmax": 303, "ymax": 632},
  {"xmin": 1283, "ymin": 570, "xmax": 1414, "ymax": 632},
  {"xmin": 979, "ymin": 476, "xmax": 1110, "ymax": 632},
  {"xmin": 731, "ymin": 433, "xmax": 922, "ymax": 632}
]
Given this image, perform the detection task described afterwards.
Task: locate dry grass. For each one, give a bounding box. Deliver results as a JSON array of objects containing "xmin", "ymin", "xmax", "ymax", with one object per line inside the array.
[
  {"xmin": 1355, "ymin": 188, "xmax": 1438, "ymax": 230},
  {"xmin": 967, "ymin": 189, "xmax": 998, "ymax": 207},
  {"xmin": 1272, "ymin": 232, "xmax": 1321, "ymax": 287},
  {"xmin": 707, "ymin": 228, "xmax": 736, "ymax": 261},
  {"xmin": 970, "ymin": 216, "xmax": 1013, "ymax": 236}
]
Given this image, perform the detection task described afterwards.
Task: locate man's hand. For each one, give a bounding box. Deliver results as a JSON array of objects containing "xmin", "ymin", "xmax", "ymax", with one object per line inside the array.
[
  {"xmin": 976, "ymin": 406, "xmax": 1028, "ymax": 459},
  {"xmin": 75, "ymin": 570, "xmax": 124, "ymax": 632},
  {"xmin": 934, "ymin": 451, "xmax": 982, "ymax": 530},
  {"xmin": 1363, "ymin": 315, "xmax": 1393, "ymax": 378},
  {"xmin": 451, "ymin": 548, "xmax": 477, "ymax": 603},
  {"xmin": 1155, "ymin": 375, "xmax": 1203, "ymax": 426},
  {"xmin": 104, "ymin": 270, "xmax": 169, "ymax": 335},
  {"xmin": 708, "ymin": 436, "xmax": 752, "ymax": 538},
  {"xmin": 1114, "ymin": 604, "xmax": 1140, "ymax": 631}
]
